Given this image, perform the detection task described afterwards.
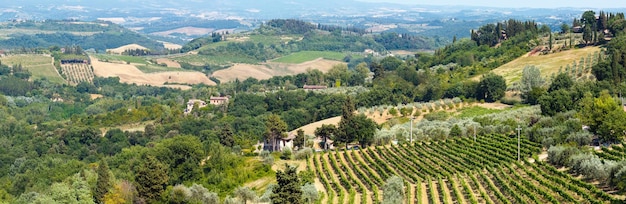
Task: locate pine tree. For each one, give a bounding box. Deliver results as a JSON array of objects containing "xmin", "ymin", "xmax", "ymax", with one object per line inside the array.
[
  {"xmin": 95, "ymin": 160, "xmax": 112, "ymax": 203},
  {"xmin": 135, "ymin": 156, "xmax": 169, "ymax": 203},
  {"xmin": 270, "ymin": 165, "xmax": 302, "ymax": 204}
]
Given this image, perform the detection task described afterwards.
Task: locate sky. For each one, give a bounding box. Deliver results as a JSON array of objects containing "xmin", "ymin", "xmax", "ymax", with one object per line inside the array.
[{"xmin": 361, "ymin": 0, "xmax": 626, "ymax": 8}]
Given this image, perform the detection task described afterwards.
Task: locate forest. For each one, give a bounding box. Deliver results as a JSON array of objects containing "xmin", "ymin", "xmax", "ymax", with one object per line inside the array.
[{"xmin": 0, "ymin": 10, "xmax": 626, "ymax": 204}]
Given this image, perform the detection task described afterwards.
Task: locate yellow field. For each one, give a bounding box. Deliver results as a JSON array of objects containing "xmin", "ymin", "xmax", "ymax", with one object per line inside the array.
[
  {"xmin": 0, "ymin": 54, "xmax": 66, "ymax": 84},
  {"xmin": 488, "ymin": 46, "xmax": 601, "ymax": 83},
  {"xmin": 90, "ymin": 56, "xmax": 216, "ymax": 89},
  {"xmin": 212, "ymin": 58, "xmax": 344, "ymax": 82}
]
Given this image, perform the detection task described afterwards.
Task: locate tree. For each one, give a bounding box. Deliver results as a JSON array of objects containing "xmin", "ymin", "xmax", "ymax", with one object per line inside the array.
[
  {"xmin": 234, "ymin": 186, "xmax": 257, "ymax": 204},
  {"xmin": 188, "ymin": 183, "xmax": 219, "ymax": 204},
  {"xmin": 476, "ymin": 73, "xmax": 506, "ymax": 102},
  {"xmin": 271, "ymin": 164, "xmax": 302, "ymax": 204},
  {"xmin": 539, "ymin": 89, "xmax": 574, "ymax": 116},
  {"xmin": 548, "ymin": 73, "xmax": 574, "ymax": 92},
  {"xmin": 382, "ymin": 176, "xmax": 404, "ymax": 204},
  {"xmin": 134, "ymin": 155, "xmax": 169, "ymax": 203},
  {"xmin": 342, "ymin": 96, "xmax": 356, "ymax": 120},
  {"xmin": 219, "ymin": 124, "xmax": 235, "ymax": 147},
  {"xmin": 582, "ymin": 11, "xmax": 597, "ymax": 44},
  {"xmin": 449, "ymin": 124, "xmax": 462, "ymax": 137},
  {"xmin": 520, "ymin": 65, "xmax": 545, "ymax": 93},
  {"xmin": 95, "ymin": 160, "xmax": 112, "ymax": 203},
  {"xmin": 315, "ymin": 124, "xmax": 336, "ymax": 150},
  {"xmin": 371, "ymin": 61, "xmax": 384, "ymax": 80},
  {"xmin": 561, "ymin": 23, "xmax": 570, "ymax": 34},
  {"xmin": 326, "ymin": 64, "xmax": 350, "ymax": 86},
  {"xmin": 152, "ymin": 135, "xmax": 204, "ymax": 184},
  {"xmin": 380, "ymin": 56, "xmax": 403, "ymax": 71},
  {"xmin": 336, "ymin": 114, "xmax": 378, "ymax": 147},
  {"xmin": 549, "ymin": 32, "xmax": 553, "ymax": 50},
  {"xmin": 583, "ymin": 26, "xmax": 593, "ymax": 45},
  {"xmin": 294, "ymin": 129, "xmax": 305, "ymax": 149},
  {"xmin": 577, "ymin": 91, "xmax": 626, "ymax": 143},
  {"xmin": 523, "ymin": 87, "xmax": 547, "ymax": 105},
  {"xmin": 301, "ymin": 183, "xmax": 319, "ymax": 204},
  {"xmin": 264, "ymin": 114, "xmax": 288, "ymax": 152},
  {"xmin": 103, "ymin": 181, "xmax": 136, "ymax": 204}
]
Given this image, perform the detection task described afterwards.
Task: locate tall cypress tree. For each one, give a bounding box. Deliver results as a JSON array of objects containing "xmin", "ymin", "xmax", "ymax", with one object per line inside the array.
[
  {"xmin": 94, "ymin": 160, "xmax": 112, "ymax": 203},
  {"xmin": 135, "ymin": 156, "xmax": 169, "ymax": 203},
  {"xmin": 270, "ymin": 164, "xmax": 302, "ymax": 204}
]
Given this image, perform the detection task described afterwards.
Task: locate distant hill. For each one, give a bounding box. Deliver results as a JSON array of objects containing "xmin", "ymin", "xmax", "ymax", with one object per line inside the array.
[{"xmin": 0, "ymin": 20, "xmax": 164, "ymax": 52}]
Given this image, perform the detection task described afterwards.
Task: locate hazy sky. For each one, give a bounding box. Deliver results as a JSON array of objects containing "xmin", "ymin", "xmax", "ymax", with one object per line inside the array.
[{"xmin": 361, "ymin": 0, "xmax": 626, "ymax": 8}]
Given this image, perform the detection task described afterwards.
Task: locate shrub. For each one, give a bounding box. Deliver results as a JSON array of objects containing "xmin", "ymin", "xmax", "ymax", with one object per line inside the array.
[
  {"xmin": 547, "ymin": 145, "xmax": 580, "ymax": 167},
  {"xmin": 388, "ymin": 108, "xmax": 399, "ymax": 116},
  {"xmin": 400, "ymin": 107, "xmax": 413, "ymax": 117},
  {"xmin": 294, "ymin": 148, "xmax": 313, "ymax": 160},
  {"xmin": 280, "ymin": 147, "xmax": 292, "ymax": 160},
  {"xmin": 413, "ymin": 109, "xmax": 422, "ymax": 117},
  {"xmin": 565, "ymin": 131, "xmax": 592, "ymax": 146},
  {"xmin": 383, "ymin": 176, "xmax": 404, "ymax": 204}
]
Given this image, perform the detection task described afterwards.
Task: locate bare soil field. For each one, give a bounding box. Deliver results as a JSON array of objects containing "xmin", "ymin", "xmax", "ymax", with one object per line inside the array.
[
  {"xmin": 212, "ymin": 58, "xmax": 344, "ymax": 82},
  {"xmin": 106, "ymin": 44, "xmax": 148, "ymax": 55},
  {"xmin": 90, "ymin": 56, "xmax": 216, "ymax": 89},
  {"xmin": 155, "ymin": 58, "xmax": 182, "ymax": 68},
  {"xmin": 160, "ymin": 41, "xmax": 183, "ymax": 49}
]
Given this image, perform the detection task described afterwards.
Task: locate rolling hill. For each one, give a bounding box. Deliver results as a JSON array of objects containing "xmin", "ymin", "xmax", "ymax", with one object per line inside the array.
[{"xmin": 487, "ymin": 46, "xmax": 601, "ymax": 83}]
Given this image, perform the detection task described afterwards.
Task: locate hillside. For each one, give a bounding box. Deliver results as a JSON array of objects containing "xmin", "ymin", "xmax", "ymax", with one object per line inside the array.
[
  {"xmin": 211, "ymin": 58, "xmax": 344, "ymax": 82},
  {"xmin": 90, "ymin": 56, "xmax": 216, "ymax": 89},
  {"xmin": 489, "ymin": 46, "xmax": 601, "ymax": 83},
  {"xmin": 0, "ymin": 54, "xmax": 65, "ymax": 84},
  {"xmin": 0, "ymin": 20, "xmax": 165, "ymax": 52}
]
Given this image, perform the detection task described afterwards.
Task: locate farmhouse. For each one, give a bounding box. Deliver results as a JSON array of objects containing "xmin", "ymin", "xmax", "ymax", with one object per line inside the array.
[
  {"xmin": 303, "ymin": 85, "xmax": 327, "ymax": 90},
  {"xmin": 184, "ymin": 99, "xmax": 207, "ymax": 114},
  {"xmin": 263, "ymin": 132, "xmax": 296, "ymax": 152},
  {"xmin": 209, "ymin": 96, "xmax": 229, "ymax": 105}
]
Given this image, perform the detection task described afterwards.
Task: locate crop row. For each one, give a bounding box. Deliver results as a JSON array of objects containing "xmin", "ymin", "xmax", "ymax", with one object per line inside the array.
[
  {"xmin": 61, "ymin": 63, "xmax": 94, "ymax": 85},
  {"xmin": 309, "ymin": 133, "xmax": 622, "ymax": 204}
]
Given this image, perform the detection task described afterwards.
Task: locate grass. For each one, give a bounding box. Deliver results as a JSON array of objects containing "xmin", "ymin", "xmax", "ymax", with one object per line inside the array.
[
  {"xmin": 0, "ymin": 54, "xmax": 65, "ymax": 84},
  {"xmin": 135, "ymin": 64, "xmax": 191, "ymax": 73},
  {"xmin": 94, "ymin": 54, "xmax": 148, "ymax": 64},
  {"xmin": 173, "ymin": 53, "xmax": 260, "ymax": 66},
  {"xmin": 489, "ymin": 46, "xmax": 601, "ymax": 84},
  {"xmin": 273, "ymin": 51, "xmax": 354, "ymax": 64}
]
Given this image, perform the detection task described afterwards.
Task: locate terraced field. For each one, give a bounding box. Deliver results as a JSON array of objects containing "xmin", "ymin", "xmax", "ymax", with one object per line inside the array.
[
  {"xmin": 60, "ymin": 63, "xmax": 94, "ymax": 85},
  {"xmin": 309, "ymin": 134, "xmax": 622, "ymax": 204}
]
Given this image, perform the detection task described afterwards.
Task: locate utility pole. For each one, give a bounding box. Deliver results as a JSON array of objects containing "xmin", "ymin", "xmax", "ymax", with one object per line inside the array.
[
  {"xmin": 410, "ymin": 117, "xmax": 415, "ymax": 143},
  {"xmin": 516, "ymin": 125, "xmax": 522, "ymax": 161}
]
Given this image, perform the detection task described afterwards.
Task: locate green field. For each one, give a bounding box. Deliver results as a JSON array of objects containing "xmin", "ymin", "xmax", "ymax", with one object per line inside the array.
[
  {"xmin": 489, "ymin": 46, "xmax": 601, "ymax": 83},
  {"xmin": 135, "ymin": 64, "xmax": 191, "ymax": 73},
  {"xmin": 272, "ymin": 51, "xmax": 354, "ymax": 63},
  {"xmin": 93, "ymin": 54, "xmax": 148, "ymax": 64},
  {"xmin": 0, "ymin": 54, "xmax": 66, "ymax": 84},
  {"xmin": 173, "ymin": 54, "xmax": 259, "ymax": 66}
]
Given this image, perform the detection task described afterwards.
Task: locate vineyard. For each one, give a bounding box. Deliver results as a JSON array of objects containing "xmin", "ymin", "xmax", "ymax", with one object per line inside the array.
[
  {"xmin": 60, "ymin": 63, "xmax": 95, "ymax": 85},
  {"xmin": 308, "ymin": 134, "xmax": 622, "ymax": 204},
  {"xmin": 596, "ymin": 143, "xmax": 626, "ymax": 161}
]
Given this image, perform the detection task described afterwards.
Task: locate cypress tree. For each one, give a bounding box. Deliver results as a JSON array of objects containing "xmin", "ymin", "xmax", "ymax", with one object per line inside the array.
[
  {"xmin": 94, "ymin": 160, "xmax": 112, "ymax": 203},
  {"xmin": 135, "ymin": 156, "xmax": 169, "ymax": 203},
  {"xmin": 270, "ymin": 165, "xmax": 302, "ymax": 204}
]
